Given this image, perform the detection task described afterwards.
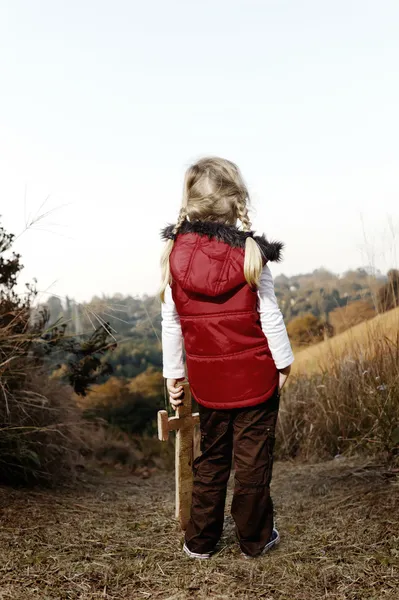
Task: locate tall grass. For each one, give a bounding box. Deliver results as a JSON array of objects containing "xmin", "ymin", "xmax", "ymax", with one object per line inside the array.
[
  {"xmin": 277, "ymin": 326, "xmax": 399, "ymax": 461},
  {"xmin": 0, "ymin": 308, "xmax": 83, "ymax": 485}
]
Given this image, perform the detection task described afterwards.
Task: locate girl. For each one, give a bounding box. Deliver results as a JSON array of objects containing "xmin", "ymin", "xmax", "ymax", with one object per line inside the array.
[{"xmin": 160, "ymin": 157, "xmax": 294, "ymax": 559}]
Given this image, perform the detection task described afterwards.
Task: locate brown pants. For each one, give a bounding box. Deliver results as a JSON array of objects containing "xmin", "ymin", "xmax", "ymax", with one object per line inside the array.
[{"xmin": 185, "ymin": 389, "xmax": 280, "ymax": 558}]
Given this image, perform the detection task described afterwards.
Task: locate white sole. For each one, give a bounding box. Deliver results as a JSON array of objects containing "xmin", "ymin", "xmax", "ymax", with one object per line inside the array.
[{"xmin": 183, "ymin": 542, "xmax": 212, "ymax": 560}]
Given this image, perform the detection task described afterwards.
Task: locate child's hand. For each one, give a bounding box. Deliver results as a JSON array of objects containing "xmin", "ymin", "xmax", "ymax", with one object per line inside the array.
[
  {"xmin": 167, "ymin": 378, "xmax": 185, "ymax": 410},
  {"xmin": 278, "ymin": 365, "xmax": 291, "ymax": 391}
]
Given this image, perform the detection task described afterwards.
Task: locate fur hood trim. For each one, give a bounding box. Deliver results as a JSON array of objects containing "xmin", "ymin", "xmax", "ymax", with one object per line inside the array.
[{"xmin": 161, "ymin": 220, "xmax": 284, "ymax": 262}]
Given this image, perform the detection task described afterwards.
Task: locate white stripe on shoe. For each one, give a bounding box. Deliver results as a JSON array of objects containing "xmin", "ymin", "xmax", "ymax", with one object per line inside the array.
[
  {"xmin": 261, "ymin": 528, "xmax": 280, "ymax": 554},
  {"xmin": 242, "ymin": 528, "xmax": 280, "ymax": 559},
  {"xmin": 183, "ymin": 542, "xmax": 212, "ymax": 559}
]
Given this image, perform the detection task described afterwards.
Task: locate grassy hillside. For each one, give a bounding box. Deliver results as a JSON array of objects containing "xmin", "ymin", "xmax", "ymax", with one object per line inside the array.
[
  {"xmin": 277, "ymin": 307, "xmax": 399, "ymax": 460},
  {"xmin": 292, "ymin": 306, "xmax": 399, "ymax": 375}
]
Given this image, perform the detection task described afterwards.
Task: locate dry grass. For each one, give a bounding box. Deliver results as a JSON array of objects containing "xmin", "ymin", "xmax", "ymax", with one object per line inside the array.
[
  {"xmin": 0, "ymin": 458, "xmax": 398, "ymax": 600},
  {"xmin": 0, "ymin": 369, "xmax": 81, "ymax": 486},
  {"xmin": 292, "ymin": 307, "xmax": 399, "ymax": 376},
  {"xmin": 276, "ymin": 309, "xmax": 399, "ymax": 461}
]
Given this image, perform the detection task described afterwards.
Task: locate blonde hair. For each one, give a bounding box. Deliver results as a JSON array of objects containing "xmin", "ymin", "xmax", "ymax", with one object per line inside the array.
[{"xmin": 160, "ymin": 157, "xmax": 263, "ymax": 301}]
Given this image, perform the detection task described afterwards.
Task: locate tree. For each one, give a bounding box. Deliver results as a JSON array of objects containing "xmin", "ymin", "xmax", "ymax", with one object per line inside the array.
[
  {"xmin": 378, "ymin": 269, "xmax": 399, "ymax": 312},
  {"xmin": 0, "ymin": 223, "xmax": 31, "ymax": 330},
  {"xmin": 46, "ymin": 296, "xmax": 64, "ymax": 325}
]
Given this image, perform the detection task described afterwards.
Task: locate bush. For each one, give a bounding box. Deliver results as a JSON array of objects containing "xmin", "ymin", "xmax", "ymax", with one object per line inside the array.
[
  {"xmin": 0, "ymin": 219, "xmax": 113, "ymax": 485},
  {"xmin": 81, "ymin": 372, "xmax": 164, "ymax": 436},
  {"xmin": 0, "ymin": 366, "xmax": 81, "ymax": 485},
  {"xmin": 277, "ymin": 330, "xmax": 399, "ymax": 461},
  {"xmin": 287, "ymin": 313, "xmax": 331, "ymax": 347},
  {"xmin": 0, "ymin": 290, "xmax": 82, "ymax": 484}
]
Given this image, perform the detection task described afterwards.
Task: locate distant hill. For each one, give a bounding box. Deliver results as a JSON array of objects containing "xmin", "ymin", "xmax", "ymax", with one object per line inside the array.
[
  {"xmin": 41, "ymin": 266, "xmax": 390, "ymax": 380},
  {"xmin": 274, "ymin": 267, "xmax": 385, "ymax": 322}
]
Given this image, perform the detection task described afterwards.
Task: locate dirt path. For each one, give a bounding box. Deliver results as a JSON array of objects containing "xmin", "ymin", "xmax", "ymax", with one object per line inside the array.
[{"xmin": 0, "ymin": 459, "xmax": 398, "ymax": 600}]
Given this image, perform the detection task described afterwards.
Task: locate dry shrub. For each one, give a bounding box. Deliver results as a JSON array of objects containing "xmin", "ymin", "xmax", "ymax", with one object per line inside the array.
[
  {"xmin": 277, "ymin": 328, "xmax": 399, "ymax": 461},
  {"xmin": 286, "ymin": 313, "xmax": 325, "ymax": 347},
  {"xmin": 80, "ymin": 419, "xmax": 175, "ymax": 472},
  {"xmin": 0, "ymin": 302, "xmax": 111, "ymax": 487},
  {"xmin": 0, "ymin": 359, "xmax": 81, "ymax": 485}
]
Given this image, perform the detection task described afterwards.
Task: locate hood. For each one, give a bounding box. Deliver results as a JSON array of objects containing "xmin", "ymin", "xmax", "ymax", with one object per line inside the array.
[{"xmin": 161, "ymin": 221, "xmax": 284, "ymax": 297}]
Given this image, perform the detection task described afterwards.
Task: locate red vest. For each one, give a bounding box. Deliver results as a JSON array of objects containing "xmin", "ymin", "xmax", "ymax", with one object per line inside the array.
[{"xmin": 164, "ymin": 221, "xmax": 283, "ymax": 410}]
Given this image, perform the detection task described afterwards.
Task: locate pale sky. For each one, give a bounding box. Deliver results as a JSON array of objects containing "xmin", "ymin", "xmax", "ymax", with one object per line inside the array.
[{"xmin": 1, "ymin": 0, "xmax": 398, "ymax": 303}]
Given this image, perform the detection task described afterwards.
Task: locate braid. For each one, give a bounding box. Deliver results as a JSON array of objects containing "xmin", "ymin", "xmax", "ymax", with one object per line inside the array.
[
  {"xmin": 235, "ymin": 197, "xmax": 263, "ymax": 288},
  {"xmin": 236, "ymin": 197, "xmax": 252, "ymax": 232},
  {"xmin": 159, "ymin": 206, "xmax": 187, "ymax": 302},
  {"xmin": 172, "ymin": 207, "xmax": 187, "ymax": 238}
]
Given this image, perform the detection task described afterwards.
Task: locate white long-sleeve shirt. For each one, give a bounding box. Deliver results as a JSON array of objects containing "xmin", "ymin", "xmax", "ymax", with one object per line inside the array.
[{"xmin": 161, "ymin": 264, "xmax": 294, "ymax": 379}]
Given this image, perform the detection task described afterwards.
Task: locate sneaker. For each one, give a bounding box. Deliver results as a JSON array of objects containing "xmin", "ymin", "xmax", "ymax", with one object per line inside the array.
[
  {"xmin": 242, "ymin": 528, "xmax": 280, "ymax": 559},
  {"xmin": 183, "ymin": 542, "xmax": 213, "ymax": 560}
]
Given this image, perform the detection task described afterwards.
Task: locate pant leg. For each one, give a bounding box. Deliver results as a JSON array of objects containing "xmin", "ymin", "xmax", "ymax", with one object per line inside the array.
[
  {"xmin": 231, "ymin": 389, "xmax": 280, "ymax": 557},
  {"xmin": 184, "ymin": 404, "xmax": 233, "ymax": 554}
]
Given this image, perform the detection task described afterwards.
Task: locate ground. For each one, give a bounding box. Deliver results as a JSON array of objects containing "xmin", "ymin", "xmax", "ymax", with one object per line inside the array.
[{"xmin": 0, "ymin": 459, "xmax": 398, "ymax": 600}]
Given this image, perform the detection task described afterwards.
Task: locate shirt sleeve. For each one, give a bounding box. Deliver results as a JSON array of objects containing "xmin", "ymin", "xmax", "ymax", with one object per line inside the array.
[
  {"xmin": 257, "ymin": 264, "xmax": 295, "ymax": 370},
  {"xmin": 161, "ymin": 284, "xmax": 186, "ymax": 379}
]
